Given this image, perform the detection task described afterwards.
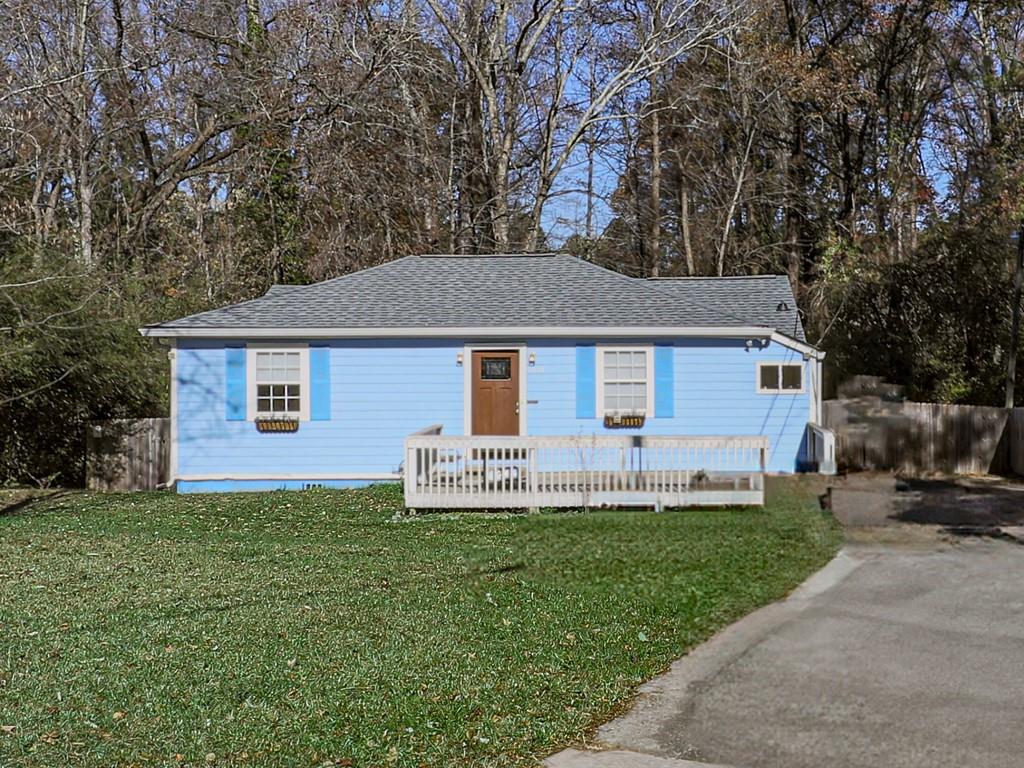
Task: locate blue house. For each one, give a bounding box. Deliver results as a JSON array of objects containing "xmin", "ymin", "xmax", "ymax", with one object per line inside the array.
[{"xmin": 141, "ymin": 254, "xmax": 829, "ymax": 502}]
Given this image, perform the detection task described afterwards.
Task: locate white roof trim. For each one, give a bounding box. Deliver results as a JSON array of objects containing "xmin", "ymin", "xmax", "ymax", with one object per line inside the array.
[
  {"xmin": 770, "ymin": 332, "xmax": 826, "ymax": 360},
  {"xmin": 140, "ymin": 324, "xmax": 823, "ymax": 357},
  {"xmin": 143, "ymin": 324, "xmax": 770, "ymax": 339}
]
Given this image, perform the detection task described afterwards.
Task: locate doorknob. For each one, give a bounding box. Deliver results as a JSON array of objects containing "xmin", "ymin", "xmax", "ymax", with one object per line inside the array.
[{"xmin": 515, "ymin": 401, "xmax": 520, "ymax": 415}]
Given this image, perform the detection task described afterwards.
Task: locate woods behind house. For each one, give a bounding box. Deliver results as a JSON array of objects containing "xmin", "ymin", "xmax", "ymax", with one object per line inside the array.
[{"xmin": 1, "ymin": 0, "xmax": 1023, "ymax": 485}]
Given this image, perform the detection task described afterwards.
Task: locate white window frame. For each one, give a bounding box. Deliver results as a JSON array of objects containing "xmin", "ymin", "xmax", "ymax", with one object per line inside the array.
[
  {"xmin": 756, "ymin": 360, "xmax": 805, "ymax": 394},
  {"xmin": 246, "ymin": 343, "xmax": 310, "ymax": 421},
  {"xmin": 596, "ymin": 345, "xmax": 655, "ymax": 416}
]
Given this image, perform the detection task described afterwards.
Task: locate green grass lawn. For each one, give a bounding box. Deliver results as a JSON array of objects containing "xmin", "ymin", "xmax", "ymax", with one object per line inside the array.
[{"xmin": 0, "ymin": 478, "xmax": 839, "ymax": 768}]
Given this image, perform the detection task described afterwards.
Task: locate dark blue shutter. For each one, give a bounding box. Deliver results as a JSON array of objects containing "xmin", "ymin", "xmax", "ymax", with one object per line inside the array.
[
  {"xmin": 310, "ymin": 345, "xmax": 331, "ymax": 421},
  {"xmin": 225, "ymin": 346, "xmax": 246, "ymax": 421},
  {"xmin": 576, "ymin": 345, "xmax": 596, "ymax": 419},
  {"xmin": 654, "ymin": 344, "xmax": 675, "ymax": 418}
]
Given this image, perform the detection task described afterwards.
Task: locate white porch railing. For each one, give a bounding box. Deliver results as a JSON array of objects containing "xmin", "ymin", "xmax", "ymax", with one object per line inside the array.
[
  {"xmin": 807, "ymin": 422, "xmax": 837, "ymax": 475},
  {"xmin": 403, "ymin": 431, "xmax": 769, "ymax": 510}
]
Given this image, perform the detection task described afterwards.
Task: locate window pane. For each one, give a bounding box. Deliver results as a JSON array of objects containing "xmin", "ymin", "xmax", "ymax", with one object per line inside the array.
[
  {"xmin": 257, "ymin": 398, "xmax": 271, "ymax": 412},
  {"xmin": 481, "ymin": 357, "xmax": 511, "ymax": 380},
  {"xmin": 760, "ymin": 365, "xmax": 780, "ymax": 391},
  {"xmin": 632, "ymin": 382, "xmax": 647, "ymax": 410},
  {"xmin": 603, "ymin": 351, "xmax": 617, "ymax": 378},
  {"xmin": 604, "ymin": 381, "xmax": 617, "ymax": 410},
  {"xmin": 255, "ymin": 354, "xmax": 270, "ymax": 382},
  {"xmin": 286, "ymin": 398, "xmax": 300, "ymax": 412},
  {"xmin": 782, "ymin": 364, "xmax": 802, "ymax": 390}
]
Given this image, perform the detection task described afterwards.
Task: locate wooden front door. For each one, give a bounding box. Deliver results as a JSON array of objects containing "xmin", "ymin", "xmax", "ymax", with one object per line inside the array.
[{"xmin": 471, "ymin": 350, "xmax": 520, "ymax": 435}]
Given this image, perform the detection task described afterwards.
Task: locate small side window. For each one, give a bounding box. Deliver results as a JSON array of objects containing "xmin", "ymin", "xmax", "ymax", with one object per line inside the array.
[
  {"xmin": 758, "ymin": 362, "xmax": 804, "ymax": 394},
  {"xmin": 781, "ymin": 364, "xmax": 803, "ymax": 390}
]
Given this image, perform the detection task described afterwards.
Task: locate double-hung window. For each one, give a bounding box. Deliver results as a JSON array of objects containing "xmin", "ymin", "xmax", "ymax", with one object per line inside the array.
[
  {"xmin": 757, "ymin": 361, "xmax": 804, "ymax": 394},
  {"xmin": 597, "ymin": 347, "xmax": 654, "ymax": 415},
  {"xmin": 247, "ymin": 346, "xmax": 310, "ymax": 420}
]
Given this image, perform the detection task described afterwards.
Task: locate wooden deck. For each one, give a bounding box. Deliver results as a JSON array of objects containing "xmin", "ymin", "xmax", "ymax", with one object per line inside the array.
[{"xmin": 403, "ymin": 429, "xmax": 769, "ymax": 510}]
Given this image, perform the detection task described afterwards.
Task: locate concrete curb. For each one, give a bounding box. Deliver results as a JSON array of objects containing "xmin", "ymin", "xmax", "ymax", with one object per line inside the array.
[
  {"xmin": 545, "ymin": 748, "xmax": 728, "ymax": 768},
  {"xmin": 545, "ymin": 548, "xmax": 864, "ymax": 767}
]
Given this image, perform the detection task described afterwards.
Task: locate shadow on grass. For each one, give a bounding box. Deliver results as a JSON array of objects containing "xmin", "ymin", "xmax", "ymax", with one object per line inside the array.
[
  {"xmin": 893, "ymin": 478, "xmax": 1024, "ymax": 527},
  {"xmin": 0, "ymin": 489, "xmax": 74, "ymax": 518}
]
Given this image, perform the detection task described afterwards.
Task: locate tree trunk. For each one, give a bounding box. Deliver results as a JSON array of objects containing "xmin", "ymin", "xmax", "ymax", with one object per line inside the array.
[
  {"xmin": 74, "ymin": 0, "xmax": 93, "ymax": 268},
  {"xmin": 1006, "ymin": 220, "xmax": 1024, "ymax": 408},
  {"xmin": 782, "ymin": 0, "xmax": 806, "ymax": 298},
  {"xmin": 585, "ymin": 45, "xmax": 597, "ymax": 240},
  {"xmin": 649, "ymin": 105, "xmax": 661, "ymax": 277},
  {"xmin": 679, "ymin": 183, "xmax": 694, "ymax": 275}
]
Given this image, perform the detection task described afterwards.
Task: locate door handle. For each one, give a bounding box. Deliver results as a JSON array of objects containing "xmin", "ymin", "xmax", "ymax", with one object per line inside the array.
[{"xmin": 515, "ymin": 401, "xmax": 520, "ymax": 415}]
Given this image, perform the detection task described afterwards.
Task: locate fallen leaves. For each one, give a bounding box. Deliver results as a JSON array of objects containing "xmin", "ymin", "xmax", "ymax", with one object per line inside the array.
[{"xmin": 0, "ymin": 480, "xmax": 839, "ymax": 768}]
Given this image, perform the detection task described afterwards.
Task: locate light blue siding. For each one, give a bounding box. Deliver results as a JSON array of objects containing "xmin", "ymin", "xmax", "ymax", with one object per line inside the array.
[
  {"xmin": 175, "ymin": 336, "xmax": 811, "ymax": 492},
  {"xmin": 176, "ymin": 340, "xmax": 464, "ymax": 486},
  {"xmin": 177, "ymin": 479, "xmax": 375, "ymax": 493},
  {"xmin": 529, "ymin": 339, "xmax": 808, "ymax": 472},
  {"xmin": 224, "ymin": 346, "xmax": 246, "ymax": 420}
]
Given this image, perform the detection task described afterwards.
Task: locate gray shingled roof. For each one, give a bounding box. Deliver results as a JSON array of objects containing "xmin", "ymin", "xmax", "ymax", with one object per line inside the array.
[
  {"xmin": 145, "ymin": 254, "xmax": 806, "ymax": 340},
  {"xmin": 648, "ymin": 275, "xmax": 805, "ymax": 341}
]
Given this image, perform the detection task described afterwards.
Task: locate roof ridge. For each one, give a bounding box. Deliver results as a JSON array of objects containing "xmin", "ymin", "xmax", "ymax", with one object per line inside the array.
[
  {"xmin": 144, "ymin": 252, "xmax": 809, "ymax": 339},
  {"xmin": 649, "ymin": 274, "xmax": 805, "ymax": 340},
  {"xmin": 418, "ymin": 252, "xmax": 559, "ymax": 258},
  {"xmin": 649, "ymin": 274, "xmax": 788, "ymax": 281},
  {"xmin": 304, "ymin": 254, "xmax": 419, "ymax": 289},
  {"xmin": 640, "ymin": 277, "xmax": 774, "ymax": 329},
  {"xmin": 155, "ymin": 282, "xmax": 307, "ymax": 328},
  {"xmin": 563, "ymin": 257, "xmax": 777, "ymax": 329}
]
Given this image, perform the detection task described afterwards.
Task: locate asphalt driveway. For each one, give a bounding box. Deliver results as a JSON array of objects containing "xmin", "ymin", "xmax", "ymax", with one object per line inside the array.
[{"xmin": 548, "ymin": 535, "xmax": 1024, "ymax": 768}]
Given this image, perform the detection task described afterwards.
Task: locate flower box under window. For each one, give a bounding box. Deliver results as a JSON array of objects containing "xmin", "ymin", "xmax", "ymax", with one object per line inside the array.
[{"xmin": 255, "ymin": 418, "xmax": 300, "ymax": 433}]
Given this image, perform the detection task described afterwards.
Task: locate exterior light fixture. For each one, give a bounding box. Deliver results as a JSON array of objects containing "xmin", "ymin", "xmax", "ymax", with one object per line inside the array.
[
  {"xmin": 456, "ymin": 353, "xmax": 463, "ymax": 366},
  {"xmin": 528, "ymin": 353, "xmax": 536, "ymax": 365}
]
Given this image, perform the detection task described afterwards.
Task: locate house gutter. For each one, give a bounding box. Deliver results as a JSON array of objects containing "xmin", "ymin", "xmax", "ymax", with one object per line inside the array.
[{"xmin": 138, "ymin": 325, "xmax": 824, "ymax": 359}]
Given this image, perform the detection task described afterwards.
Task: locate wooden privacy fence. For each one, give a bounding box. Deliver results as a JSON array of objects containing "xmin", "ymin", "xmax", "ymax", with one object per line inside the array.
[
  {"xmin": 86, "ymin": 418, "xmax": 169, "ymax": 491},
  {"xmin": 823, "ymin": 400, "xmax": 1024, "ymax": 476},
  {"xmin": 404, "ymin": 430, "xmax": 768, "ymax": 510}
]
